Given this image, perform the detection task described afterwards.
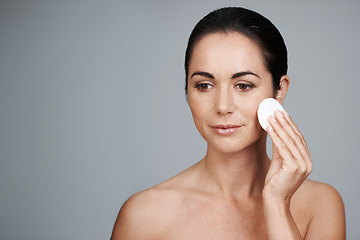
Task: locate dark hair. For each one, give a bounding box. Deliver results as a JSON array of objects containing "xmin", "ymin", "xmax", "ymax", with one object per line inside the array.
[{"xmin": 184, "ymin": 7, "xmax": 287, "ymax": 96}]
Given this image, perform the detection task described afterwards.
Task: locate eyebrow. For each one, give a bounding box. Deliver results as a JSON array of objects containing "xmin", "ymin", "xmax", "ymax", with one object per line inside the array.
[
  {"xmin": 232, "ymin": 71, "xmax": 260, "ymax": 79},
  {"xmin": 191, "ymin": 71, "xmax": 214, "ymax": 79},
  {"xmin": 190, "ymin": 71, "xmax": 260, "ymax": 79}
]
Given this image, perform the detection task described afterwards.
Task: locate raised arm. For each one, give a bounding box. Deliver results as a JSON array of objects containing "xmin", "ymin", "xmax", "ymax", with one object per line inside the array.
[{"xmin": 262, "ymin": 109, "xmax": 345, "ymax": 239}]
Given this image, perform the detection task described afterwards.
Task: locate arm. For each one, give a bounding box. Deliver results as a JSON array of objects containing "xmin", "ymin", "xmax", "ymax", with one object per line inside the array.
[
  {"xmin": 263, "ymin": 197, "xmax": 302, "ymax": 239},
  {"xmin": 111, "ymin": 191, "xmax": 159, "ymax": 240},
  {"xmin": 263, "ymin": 109, "xmax": 309, "ymax": 239},
  {"xmin": 264, "ymin": 182, "xmax": 345, "ymax": 240}
]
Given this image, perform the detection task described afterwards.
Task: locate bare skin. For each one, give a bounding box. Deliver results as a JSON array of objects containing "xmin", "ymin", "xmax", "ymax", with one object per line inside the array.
[{"xmin": 111, "ymin": 33, "xmax": 345, "ymax": 240}]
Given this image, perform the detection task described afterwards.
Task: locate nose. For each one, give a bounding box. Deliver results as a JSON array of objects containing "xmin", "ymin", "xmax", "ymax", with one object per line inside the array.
[{"xmin": 215, "ymin": 86, "xmax": 235, "ymax": 115}]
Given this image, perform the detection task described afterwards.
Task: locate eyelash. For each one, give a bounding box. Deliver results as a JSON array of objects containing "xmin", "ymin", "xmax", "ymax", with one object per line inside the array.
[
  {"xmin": 194, "ymin": 82, "xmax": 254, "ymax": 92},
  {"xmin": 194, "ymin": 83, "xmax": 214, "ymax": 91},
  {"xmin": 235, "ymin": 83, "xmax": 255, "ymax": 91}
]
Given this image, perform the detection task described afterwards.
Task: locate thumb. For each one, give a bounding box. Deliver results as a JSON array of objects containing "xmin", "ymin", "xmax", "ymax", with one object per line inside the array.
[
  {"xmin": 265, "ymin": 141, "xmax": 283, "ymax": 184},
  {"xmin": 272, "ymin": 139, "xmax": 282, "ymax": 161},
  {"xmin": 266, "ymin": 157, "xmax": 282, "ymax": 184}
]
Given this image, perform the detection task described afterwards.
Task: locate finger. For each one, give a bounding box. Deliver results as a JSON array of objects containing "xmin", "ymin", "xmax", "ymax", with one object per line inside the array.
[
  {"xmin": 265, "ymin": 151, "xmax": 282, "ymax": 184},
  {"xmin": 273, "ymin": 111, "xmax": 312, "ymax": 174},
  {"xmin": 282, "ymin": 110, "xmax": 301, "ymax": 135},
  {"xmin": 281, "ymin": 110, "xmax": 312, "ymax": 168},
  {"xmin": 268, "ymin": 124, "xmax": 312, "ymax": 178},
  {"xmin": 267, "ymin": 123, "xmax": 298, "ymax": 169},
  {"xmin": 283, "ymin": 110, "xmax": 309, "ymax": 154},
  {"xmin": 274, "ymin": 111, "xmax": 310, "ymax": 162},
  {"xmin": 269, "ymin": 114, "xmax": 304, "ymax": 164}
]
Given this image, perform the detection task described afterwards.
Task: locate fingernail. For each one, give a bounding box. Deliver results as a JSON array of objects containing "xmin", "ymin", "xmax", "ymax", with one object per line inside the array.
[
  {"xmin": 269, "ymin": 115, "xmax": 276, "ymax": 122},
  {"xmin": 268, "ymin": 125, "xmax": 274, "ymax": 132},
  {"xmin": 276, "ymin": 110, "xmax": 284, "ymax": 118}
]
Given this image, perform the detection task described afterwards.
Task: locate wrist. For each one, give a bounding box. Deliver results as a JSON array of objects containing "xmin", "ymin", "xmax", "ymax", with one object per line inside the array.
[
  {"xmin": 262, "ymin": 187, "xmax": 291, "ymax": 205},
  {"xmin": 263, "ymin": 198, "xmax": 289, "ymax": 215},
  {"xmin": 262, "ymin": 194, "xmax": 302, "ymax": 240},
  {"xmin": 262, "ymin": 192, "xmax": 291, "ymax": 214}
]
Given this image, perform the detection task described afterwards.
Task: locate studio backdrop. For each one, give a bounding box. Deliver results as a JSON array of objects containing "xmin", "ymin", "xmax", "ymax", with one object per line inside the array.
[{"xmin": 0, "ymin": 1, "xmax": 359, "ymax": 239}]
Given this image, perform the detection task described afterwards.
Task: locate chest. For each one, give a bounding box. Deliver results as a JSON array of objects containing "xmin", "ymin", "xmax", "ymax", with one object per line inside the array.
[{"xmin": 162, "ymin": 199, "xmax": 269, "ymax": 240}]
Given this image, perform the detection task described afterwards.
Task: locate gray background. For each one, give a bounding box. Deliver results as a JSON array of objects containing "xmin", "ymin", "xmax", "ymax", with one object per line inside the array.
[{"xmin": 0, "ymin": 0, "xmax": 359, "ymax": 239}]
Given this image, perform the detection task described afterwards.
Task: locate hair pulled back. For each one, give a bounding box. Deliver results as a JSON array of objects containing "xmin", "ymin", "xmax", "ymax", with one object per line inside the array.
[{"xmin": 184, "ymin": 7, "xmax": 288, "ymax": 95}]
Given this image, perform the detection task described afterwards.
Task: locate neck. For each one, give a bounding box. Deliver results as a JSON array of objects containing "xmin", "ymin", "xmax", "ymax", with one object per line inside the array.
[{"xmin": 198, "ymin": 134, "xmax": 270, "ymax": 199}]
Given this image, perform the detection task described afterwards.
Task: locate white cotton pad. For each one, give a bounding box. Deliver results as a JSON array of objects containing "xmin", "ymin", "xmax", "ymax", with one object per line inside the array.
[{"xmin": 257, "ymin": 98, "xmax": 284, "ymax": 131}]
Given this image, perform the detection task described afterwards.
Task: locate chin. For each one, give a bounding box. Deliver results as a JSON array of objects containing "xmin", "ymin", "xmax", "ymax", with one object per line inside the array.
[{"xmin": 208, "ymin": 139, "xmax": 251, "ymax": 154}]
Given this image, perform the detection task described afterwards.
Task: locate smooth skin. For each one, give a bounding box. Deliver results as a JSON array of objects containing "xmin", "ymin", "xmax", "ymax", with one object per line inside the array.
[{"xmin": 111, "ymin": 32, "xmax": 345, "ymax": 240}]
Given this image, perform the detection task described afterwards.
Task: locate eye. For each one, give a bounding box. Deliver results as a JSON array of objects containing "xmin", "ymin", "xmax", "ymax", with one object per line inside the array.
[
  {"xmin": 235, "ymin": 83, "xmax": 254, "ymax": 91},
  {"xmin": 195, "ymin": 83, "xmax": 213, "ymax": 92}
]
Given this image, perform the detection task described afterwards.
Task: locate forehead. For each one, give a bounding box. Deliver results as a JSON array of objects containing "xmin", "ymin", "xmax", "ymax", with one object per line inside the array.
[{"xmin": 189, "ymin": 32, "xmax": 268, "ymax": 76}]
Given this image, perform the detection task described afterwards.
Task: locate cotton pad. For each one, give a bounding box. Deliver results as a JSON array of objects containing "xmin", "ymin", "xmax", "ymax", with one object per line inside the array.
[{"xmin": 257, "ymin": 98, "xmax": 284, "ymax": 131}]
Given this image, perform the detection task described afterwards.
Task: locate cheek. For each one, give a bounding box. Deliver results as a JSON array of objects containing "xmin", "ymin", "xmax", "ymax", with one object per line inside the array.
[
  {"xmin": 244, "ymin": 103, "xmax": 260, "ymax": 124},
  {"xmin": 188, "ymin": 95, "xmax": 212, "ymax": 139},
  {"xmin": 237, "ymin": 96, "xmax": 266, "ymax": 127},
  {"xmin": 189, "ymin": 96, "xmax": 206, "ymax": 126}
]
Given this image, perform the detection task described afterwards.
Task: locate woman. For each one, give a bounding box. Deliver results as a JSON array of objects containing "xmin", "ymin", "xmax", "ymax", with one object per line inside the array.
[{"xmin": 111, "ymin": 7, "xmax": 345, "ymax": 239}]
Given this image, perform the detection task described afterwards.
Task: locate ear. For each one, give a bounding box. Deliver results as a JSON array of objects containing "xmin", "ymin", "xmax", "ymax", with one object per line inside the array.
[{"xmin": 275, "ymin": 75, "xmax": 289, "ymax": 105}]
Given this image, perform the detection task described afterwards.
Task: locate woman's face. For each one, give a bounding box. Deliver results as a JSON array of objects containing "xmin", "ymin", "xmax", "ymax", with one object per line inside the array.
[{"xmin": 187, "ymin": 32, "xmax": 275, "ymax": 153}]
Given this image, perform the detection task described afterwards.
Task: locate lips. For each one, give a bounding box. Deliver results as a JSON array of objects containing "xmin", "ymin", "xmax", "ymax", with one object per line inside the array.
[{"xmin": 211, "ymin": 124, "xmax": 242, "ymax": 135}]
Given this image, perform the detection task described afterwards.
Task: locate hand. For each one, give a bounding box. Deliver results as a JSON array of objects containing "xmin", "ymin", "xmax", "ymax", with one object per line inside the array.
[{"xmin": 263, "ymin": 110, "xmax": 312, "ymax": 203}]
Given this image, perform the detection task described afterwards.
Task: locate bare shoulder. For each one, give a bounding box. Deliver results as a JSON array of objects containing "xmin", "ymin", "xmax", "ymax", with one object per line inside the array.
[
  {"xmin": 297, "ymin": 179, "xmax": 344, "ymax": 204},
  {"xmin": 294, "ymin": 179, "xmax": 346, "ymax": 239},
  {"xmin": 111, "ymin": 166, "xmax": 197, "ymax": 240},
  {"xmin": 110, "ymin": 188, "xmax": 163, "ymax": 240},
  {"xmin": 298, "ymin": 179, "xmax": 345, "ymax": 215}
]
